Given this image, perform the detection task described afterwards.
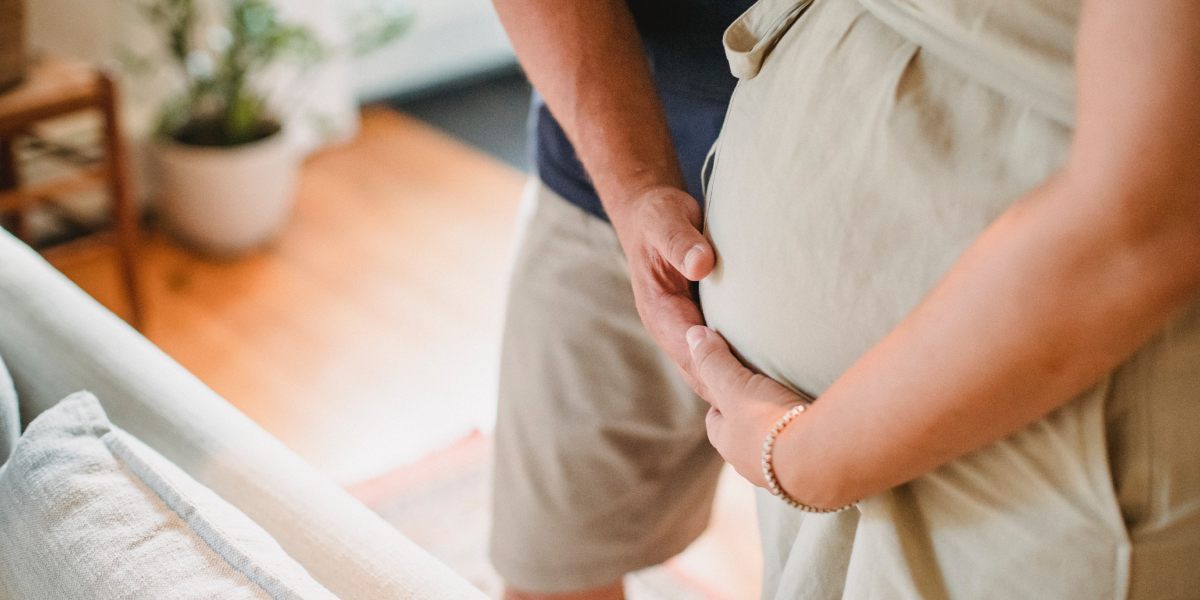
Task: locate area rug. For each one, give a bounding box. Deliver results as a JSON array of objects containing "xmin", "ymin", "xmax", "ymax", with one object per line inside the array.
[{"xmin": 347, "ymin": 431, "xmax": 727, "ymax": 599}]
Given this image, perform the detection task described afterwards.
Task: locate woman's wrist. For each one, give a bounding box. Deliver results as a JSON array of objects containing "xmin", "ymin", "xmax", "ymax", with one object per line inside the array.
[{"xmin": 768, "ymin": 401, "xmax": 859, "ymax": 510}]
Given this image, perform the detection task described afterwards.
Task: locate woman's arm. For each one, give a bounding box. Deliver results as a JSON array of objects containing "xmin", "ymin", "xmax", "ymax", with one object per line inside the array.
[{"xmin": 692, "ymin": 0, "xmax": 1200, "ymax": 509}]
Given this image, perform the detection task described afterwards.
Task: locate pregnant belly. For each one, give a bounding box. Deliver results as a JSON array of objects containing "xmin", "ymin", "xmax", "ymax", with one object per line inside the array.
[
  {"xmin": 696, "ymin": 1, "xmax": 1069, "ymax": 396},
  {"xmin": 697, "ymin": 168, "xmax": 956, "ymax": 396}
]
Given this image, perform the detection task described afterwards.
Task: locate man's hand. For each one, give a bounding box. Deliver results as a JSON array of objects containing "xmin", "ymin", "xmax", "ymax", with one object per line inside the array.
[
  {"xmin": 492, "ymin": 0, "xmax": 717, "ymax": 388},
  {"xmin": 608, "ymin": 185, "xmax": 715, "ymax": 391}
]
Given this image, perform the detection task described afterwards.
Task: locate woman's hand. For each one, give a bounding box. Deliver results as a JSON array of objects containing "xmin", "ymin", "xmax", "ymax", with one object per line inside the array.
[{"xmin": 686, "ymin": 325, "xmax": 807, "ymax": 488}]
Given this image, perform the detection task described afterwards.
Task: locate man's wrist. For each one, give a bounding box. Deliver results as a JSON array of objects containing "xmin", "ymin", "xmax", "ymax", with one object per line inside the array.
[
  {"xmin": 601, "ymin": 179, "xmax": 682, "ymax": 215},
  {"xmin": 604, "ymin": 179, "xmax": 695, "ymax": 231},
  {"xmin": 591, "ymin": 151, "xmax": 686, "ymax": 208}
]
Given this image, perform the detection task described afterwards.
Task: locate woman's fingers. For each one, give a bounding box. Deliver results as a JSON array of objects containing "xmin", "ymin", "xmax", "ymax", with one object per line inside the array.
[
  {"xmin": 691, "ymin": 327, "xmax": 808, "ymax": 489},
  {"xmin": 687, "ymin": 325, "xmax": 757, "ymax": 406}
]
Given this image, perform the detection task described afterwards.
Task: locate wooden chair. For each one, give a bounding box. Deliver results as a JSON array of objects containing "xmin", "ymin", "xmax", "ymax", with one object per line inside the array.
[{"xmin": 0, "ymin": 54, "xmax": 143, "ymax": 328}]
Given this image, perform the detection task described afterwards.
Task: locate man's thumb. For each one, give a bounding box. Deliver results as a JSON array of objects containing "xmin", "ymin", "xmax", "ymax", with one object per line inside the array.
[{"xmin": 653, "ymin": 215, "xmax": 714, "ymax": 281}]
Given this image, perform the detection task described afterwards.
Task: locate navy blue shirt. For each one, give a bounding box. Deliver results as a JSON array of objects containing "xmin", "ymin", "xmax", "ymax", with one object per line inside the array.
[{"xmin": 533, "ymin": 1, "xmax": 753, "ymax": 222}]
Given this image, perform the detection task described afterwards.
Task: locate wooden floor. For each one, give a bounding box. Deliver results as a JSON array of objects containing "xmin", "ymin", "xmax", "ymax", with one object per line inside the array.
[
  {"xmin": 50, "ymin": 106, "xmax": 760, "ymax": 598},
  {"xmin": 53, "ymin": 108, "xmax": 525, "ymax": 482}
]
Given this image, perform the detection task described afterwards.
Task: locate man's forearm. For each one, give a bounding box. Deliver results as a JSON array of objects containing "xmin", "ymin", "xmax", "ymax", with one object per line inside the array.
[
  {"xmin": 493, "ymin": 1, "xmax": 718, "ymax": 381},
  {"xmin": 492, "ymin": 0, "xmax": 683, "ymax": 210}
]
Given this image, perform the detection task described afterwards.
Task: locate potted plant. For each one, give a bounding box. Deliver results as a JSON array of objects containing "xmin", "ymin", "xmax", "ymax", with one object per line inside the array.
[{"xmin": 130, "ymin": 0, "xmax": 410, "ymax": 256}]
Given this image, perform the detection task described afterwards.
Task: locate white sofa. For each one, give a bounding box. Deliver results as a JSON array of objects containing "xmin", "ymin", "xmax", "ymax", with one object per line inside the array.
[{"xmin": 0, "ymin": 228, "xmax": 486, "ymax": 600}]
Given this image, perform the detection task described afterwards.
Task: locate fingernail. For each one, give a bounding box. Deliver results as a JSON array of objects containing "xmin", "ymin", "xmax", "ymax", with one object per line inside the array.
[
  {"xmin": 687, "ymin": 325, "xmax": 707, "ymax": 350},
  {"xmin": 684, "ymin": 245, "xmax": 704, "ymax": 274}
]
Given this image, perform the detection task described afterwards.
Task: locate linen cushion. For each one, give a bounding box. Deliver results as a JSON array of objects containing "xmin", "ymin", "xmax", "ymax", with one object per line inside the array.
[
  {"xmin": 0, "ymin": 392, "xmax": 338, "ymax": 600},
  {"xmin": 1, "ymin": 228, "xmax": 487, "ymax": 600},
  {"xmin": 0, "ymin": 353, "xmax": 16, "ymax": 464}
]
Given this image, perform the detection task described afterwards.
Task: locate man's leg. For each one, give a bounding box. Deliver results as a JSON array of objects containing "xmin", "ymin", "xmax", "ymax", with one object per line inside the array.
[{"xmin": 490, "ymin": 180, "xmax": 723, "ymax": 597}]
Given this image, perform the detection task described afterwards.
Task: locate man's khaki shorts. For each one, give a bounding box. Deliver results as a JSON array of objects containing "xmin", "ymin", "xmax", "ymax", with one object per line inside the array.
[{"xmin": 489, "ymin": 180, "xmax": 723, "ymax": 593}]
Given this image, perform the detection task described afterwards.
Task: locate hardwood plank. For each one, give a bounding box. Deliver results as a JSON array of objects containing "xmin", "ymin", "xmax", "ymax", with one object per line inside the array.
[{"xmin": 51, "ymin": 108, "xmax": 526, "ymax": 482}]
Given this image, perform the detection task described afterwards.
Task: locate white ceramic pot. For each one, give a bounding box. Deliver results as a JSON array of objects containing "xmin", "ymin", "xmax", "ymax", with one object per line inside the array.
[{"xmin": 155, "ymin": 131, "xmax": 299, "ymax": 257}]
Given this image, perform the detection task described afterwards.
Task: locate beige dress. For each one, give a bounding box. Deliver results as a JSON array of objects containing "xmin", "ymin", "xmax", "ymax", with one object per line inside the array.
[{"xmin": 699, "ymin": 0, "xmax": 1200, "ymax": 597}]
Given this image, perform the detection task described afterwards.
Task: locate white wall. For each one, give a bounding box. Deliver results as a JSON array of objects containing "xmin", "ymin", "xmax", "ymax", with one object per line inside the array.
[
  {"xmin": 350, "ymin": 0, "xmax": 515, "ymax": 102},
  {"xmin": 26, "ymin": 0, "xmax": 516, "ymax": 141},
  {"xmin": 26, "ymin": 0, "xmax": 118, "ymax": 62}
]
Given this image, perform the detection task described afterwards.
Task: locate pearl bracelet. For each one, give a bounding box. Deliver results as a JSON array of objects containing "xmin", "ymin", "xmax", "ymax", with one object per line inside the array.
[{"xmin": 761, "ymin": 403, "xmax": 856, "ymax": 513}]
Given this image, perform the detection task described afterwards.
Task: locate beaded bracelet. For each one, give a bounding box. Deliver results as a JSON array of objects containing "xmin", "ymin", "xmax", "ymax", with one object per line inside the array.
[{"xmin": 761, "ymin": 403, "xmax": 856, "ymax": 513}]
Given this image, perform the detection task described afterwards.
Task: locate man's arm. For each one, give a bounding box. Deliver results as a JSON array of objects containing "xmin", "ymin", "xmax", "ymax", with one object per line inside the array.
[
  {"xmin": 492, "ymin": 0, "xmax": 716, "ymax": 384},
  {"xmin": 690, "ymin": 0, "xmax": 1200, "ymax": 508}
]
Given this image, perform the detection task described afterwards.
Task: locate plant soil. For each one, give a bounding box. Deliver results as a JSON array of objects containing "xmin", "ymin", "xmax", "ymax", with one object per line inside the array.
[{"xmin": 171, "ymin": 117, "xmax": 282, "ymax": 148}]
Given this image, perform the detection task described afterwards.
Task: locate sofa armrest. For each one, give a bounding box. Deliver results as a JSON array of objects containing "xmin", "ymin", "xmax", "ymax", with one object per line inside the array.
[{"xmin": 0, "ymin": 231, "xmax": 486, "ymax": 599}]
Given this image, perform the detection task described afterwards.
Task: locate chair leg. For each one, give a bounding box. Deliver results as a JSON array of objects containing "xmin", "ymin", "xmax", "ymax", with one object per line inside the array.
[
  {"xmin": 0, "ymin": 135, "xmax": 30, "ymax": 242},
  {"xmin": 0, "ymin": 136, "xmax": 15, "ymax": 188},
  {"xmin": 98, "ymin": 73, "xmax": 145, "ymax": 330}
]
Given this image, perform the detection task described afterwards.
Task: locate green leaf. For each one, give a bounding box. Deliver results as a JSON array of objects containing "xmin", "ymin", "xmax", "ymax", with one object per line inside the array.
[
  {"xmin": 226, "ymin": 90, "xmax": 265, "ymax": 145},
  {"xmin": 348, "ymin": 3, "xmax": 415, "ymax": 57},
  {"xmin": 129, "ymin": 0, "xmax": 339, "ymax": 147}
]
